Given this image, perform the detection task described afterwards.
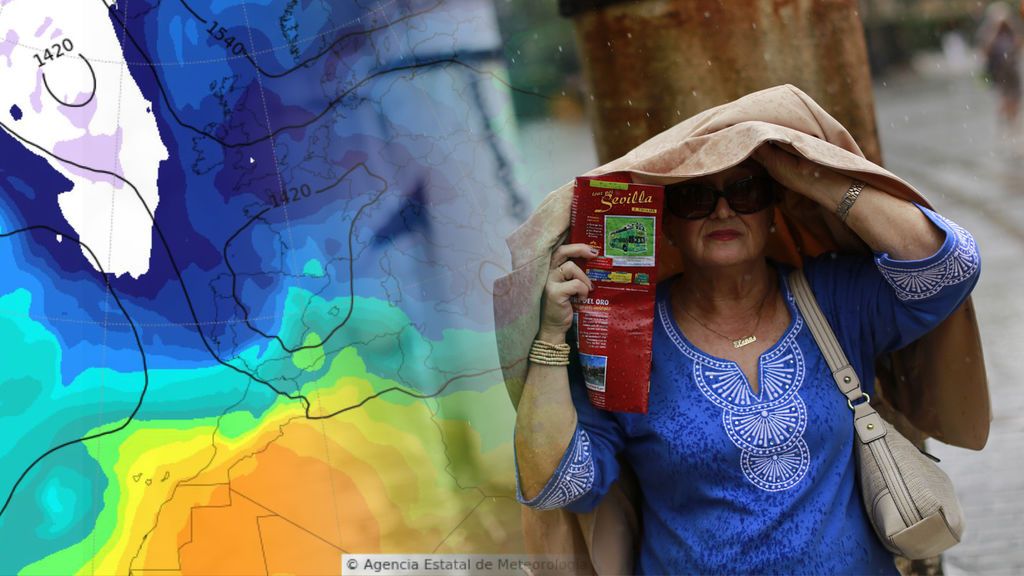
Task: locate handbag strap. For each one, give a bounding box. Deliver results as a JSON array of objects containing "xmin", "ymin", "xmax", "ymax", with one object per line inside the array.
[{"xmin": 787, "ymin": 268, "xmax": 887, "ymax": 444}]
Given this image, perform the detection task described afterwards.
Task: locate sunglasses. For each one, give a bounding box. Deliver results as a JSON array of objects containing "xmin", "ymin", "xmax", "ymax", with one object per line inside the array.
[{"xmin": 666, "ymin": 176, "xmax": 776, "ymax": 219}]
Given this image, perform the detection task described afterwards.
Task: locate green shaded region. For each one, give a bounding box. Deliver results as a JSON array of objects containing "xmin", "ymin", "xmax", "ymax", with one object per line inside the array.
[
  {"xmin": 292, "ymin": 333, "xmax": 325, "ymax": 372},
  {"xmin": 590, "ymin": 179, "xmax": 628, "ymax": 190},
  {"xmin": 19, "ymin": 416, "xmax": 224, "ymax": 576},
  {"xmin": 6, "ymin": 283, "xmax": 515, "ymax": 573},
  {"xmin": 278, "ymin": 289, "xmax": 507, "ymax": 405},
  {"xmin": 433, "ymin": 383, "xmax": 516, "ymax": 477},
  {"xmin": 302, "ymin": 258, "xmax": 324, "ymax": 277},
  {"xmin": 0, "ymin": 289, "xmax": 60, "ymax": 417},
  {"xmin": 216, "ymin": 406, "xmax": 259, "ymax": 440}
]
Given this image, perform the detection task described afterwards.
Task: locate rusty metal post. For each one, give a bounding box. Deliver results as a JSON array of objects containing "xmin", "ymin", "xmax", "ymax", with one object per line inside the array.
[{"xmin": 562, "ymin": 0, "xmax": 882, "ymax": 165}]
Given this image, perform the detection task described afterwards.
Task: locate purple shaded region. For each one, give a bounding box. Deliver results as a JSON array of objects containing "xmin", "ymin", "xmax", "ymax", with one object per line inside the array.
[
  {"xmin": 10, "ymin": 104, "xmax": 22, "ymax": 121},
  {"xmin": 51, "ymin": 29, "xmax": 63, "ymax": 40},
  {"xmin": 30, "ymin": 74, "xmax": 43, "ymax": 113},
  {"xmin": 58, "ymin": 98, "xmax": 98, "ymax": 129},
  {"xmin": 51, "ymin": 129, "xmax": 126, "ymax": 189},
  {"xmin": 0, "ymin": 30, "xmax": 17, "ymax": 66},
  {"xmin": 34, "ymin": 17, "xmax": 52, "ymax": 38}
]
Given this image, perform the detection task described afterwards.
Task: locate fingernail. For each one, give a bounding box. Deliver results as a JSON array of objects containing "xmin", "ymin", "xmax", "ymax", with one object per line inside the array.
[{"xmin": 589, "ymin": 247, "xmax": 599, "ymax": 255}]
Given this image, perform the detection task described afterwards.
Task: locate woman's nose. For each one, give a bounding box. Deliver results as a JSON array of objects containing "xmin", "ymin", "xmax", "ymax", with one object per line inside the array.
[{"xmin": 710, "ymin": 196, "xmax": 735, "ymax": 218}]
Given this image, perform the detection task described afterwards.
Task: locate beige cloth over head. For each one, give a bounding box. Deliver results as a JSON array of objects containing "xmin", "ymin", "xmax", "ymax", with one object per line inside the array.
[{"xmin": 492, "ymin": 84, "xmax": 989, "ymax": 574}]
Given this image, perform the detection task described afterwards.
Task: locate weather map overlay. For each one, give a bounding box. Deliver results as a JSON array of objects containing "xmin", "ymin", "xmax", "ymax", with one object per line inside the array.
[{"xmin": 0, "ymin": 0, "xmax": 527, "ymax": 573}]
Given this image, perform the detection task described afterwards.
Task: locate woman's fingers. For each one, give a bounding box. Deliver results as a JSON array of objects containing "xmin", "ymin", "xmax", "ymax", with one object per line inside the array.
[
  {"xmin": 538, "ymin": 276, "xmax": 590, "ymax": 339},
  {"xmin": 752, "ymin": 144, "xmax": 804, "ymax": 187},
  {"xmin": 752, "ymin": 143, "xmax": 844, "ymax": 198},
  {"xmin": 538, "ymin": 244, "xmax": 598, "ymax": 339},
  {"xmin": 551, "ymin": 259, "xmax": 593, "ymax": 290},
  {"xmin": 550, "ymin": 243, "xmax": 600, "ymax": 270},
  {"xmin": 550, "ymin": 278, "xmax": 591, "ymax": 303}
]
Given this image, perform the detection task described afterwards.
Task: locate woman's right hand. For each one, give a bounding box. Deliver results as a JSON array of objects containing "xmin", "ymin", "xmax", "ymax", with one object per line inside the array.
[{"xmin": 537, "ymin": 243, "xmax": 599, "ymax": 343}]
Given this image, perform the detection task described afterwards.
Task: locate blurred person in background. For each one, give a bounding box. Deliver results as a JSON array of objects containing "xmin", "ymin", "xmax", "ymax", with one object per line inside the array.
[{"xmin": 978, "ymin": 2, "xmax": 1023, "ymax": 128}]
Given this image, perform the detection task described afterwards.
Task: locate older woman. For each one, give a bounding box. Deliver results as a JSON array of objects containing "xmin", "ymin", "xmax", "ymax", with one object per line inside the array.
[{"xmin": 510, "ymin": 98, "xmax": 981, "ymax": 572}]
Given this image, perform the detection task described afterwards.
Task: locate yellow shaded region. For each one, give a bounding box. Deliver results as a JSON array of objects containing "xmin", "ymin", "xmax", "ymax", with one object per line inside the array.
[
  {"xmin": 85, "ymin": 425, "xmax": 220, "ymax": 575},
  {"xmin": 70, "ymin": 346, "xmax": 523, "ymax": 576},
  {"xmin": 132, "ymin": 483, "xmax": 225, "ymax": 570}
]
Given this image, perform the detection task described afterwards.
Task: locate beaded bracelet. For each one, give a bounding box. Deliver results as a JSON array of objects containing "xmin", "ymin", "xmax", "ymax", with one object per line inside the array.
[{"xmin": 529, "ymin": 339, "xmax": 570, "ymax": 366}]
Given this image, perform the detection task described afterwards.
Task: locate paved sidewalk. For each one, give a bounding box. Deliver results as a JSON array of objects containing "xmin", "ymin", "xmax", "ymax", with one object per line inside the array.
[{"xmin": 875, "ymin": 73, "xmax": 1024, "ymax": 575}]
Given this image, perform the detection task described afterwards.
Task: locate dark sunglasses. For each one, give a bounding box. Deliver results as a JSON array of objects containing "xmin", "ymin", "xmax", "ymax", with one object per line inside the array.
[{"xmin": 666, "ymin": 176, "xmax": 776, "ymax": 219}]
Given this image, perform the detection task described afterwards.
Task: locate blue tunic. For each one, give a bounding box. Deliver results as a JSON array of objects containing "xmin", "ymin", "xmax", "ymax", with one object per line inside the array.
[{"xmin": 516, "ymin": 206, "xmax": 980, "ymax": 575}]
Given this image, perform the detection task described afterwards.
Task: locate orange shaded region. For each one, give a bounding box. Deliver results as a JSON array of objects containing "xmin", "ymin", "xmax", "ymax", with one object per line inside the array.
[
  {"xmin": 260, "ymin": 514, "xmax": 346, "ymax": 575},
  {"xmin": 131, "ymin": 483, "xmax": 228, "ymax": 570},
  {"xmin": 177, "ymin": 487, "xmax": 272, "ymax": 576},
  {"xmin": 230, "ymin": 423, "xmax": 381, "ymax": 552}
]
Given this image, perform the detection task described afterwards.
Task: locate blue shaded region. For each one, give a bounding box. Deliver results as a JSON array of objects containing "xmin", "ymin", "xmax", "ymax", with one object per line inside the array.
[
  {"xmin": 0, "ymin": 285, "xmax": 283, "ymax": 566},
  {"xmin": 0, "ymin": 130, "xmax": 146, "ymax": 386},
  {"xmin": 0, "ymin": 445, "xmax": 106, "ymax": 576},
  {"xmin": 210, "ymin": 0, "xmax": 274, "ymax": 14},
  {"xmin": 5, "ymin": 175, "xmax": 35, "ymax": 200},
  {"xmin": 185, "ymin": 18, "xmax": 198, "ymax": 44},
  {"xmin": 38, "ymin": 472, "xmax": 79, "ymax": 537},
  {"xmin": 372, "ymin": 178, "xmax": 430, "ymax": 246},
  {"xmin": 0, "ymin": 127, "xmax": 200, "ymax": 385},
  {"xmin": 112, "ymin": 0, "xmax": 518, "ymax": 345},
  {"xmin": 168, "ymin": 15, "xmax": 185, "ymax": 65},
  {"xmin": 9, "ymin": 104, "xmax": 22, "ymax": 121},
  {"xmin": 0, "ymin": 127, "xmax": 74, "ymax": 232}
]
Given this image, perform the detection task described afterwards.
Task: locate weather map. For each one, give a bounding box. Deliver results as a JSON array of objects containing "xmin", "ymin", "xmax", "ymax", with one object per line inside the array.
[{"xmin": 0, "ymin": 0, "xmax": 526, "ymax": 573}]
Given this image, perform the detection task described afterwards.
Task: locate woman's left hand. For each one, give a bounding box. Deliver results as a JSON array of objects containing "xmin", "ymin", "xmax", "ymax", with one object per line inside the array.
[
  {"xmin": 751, "ymin": 143, "xmax": 851, "ymax": 207},
  {"xmin": 751, "ymin": 143, "xmax": 945, "ymax": 260}
]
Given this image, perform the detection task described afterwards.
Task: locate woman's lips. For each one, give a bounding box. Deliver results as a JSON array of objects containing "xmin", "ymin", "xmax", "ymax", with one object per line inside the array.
[{"xmin": 707, "ymin": 230, "xmax": 741, "ymax": 241}]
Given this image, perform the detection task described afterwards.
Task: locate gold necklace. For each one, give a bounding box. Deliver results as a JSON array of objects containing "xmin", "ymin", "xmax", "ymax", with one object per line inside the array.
[{"xmin": 679, "ymin": 282, "xmax": 773, "ymax": 349}]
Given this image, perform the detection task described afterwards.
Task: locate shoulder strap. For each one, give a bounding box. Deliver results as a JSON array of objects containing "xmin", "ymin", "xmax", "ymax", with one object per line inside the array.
[{"xmin": 787, "ymin": 268, "xmax": 886, "ymax": 443}]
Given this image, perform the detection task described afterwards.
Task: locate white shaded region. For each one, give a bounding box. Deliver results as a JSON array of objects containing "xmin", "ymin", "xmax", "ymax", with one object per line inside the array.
[{"xmin": 0, "ymin": 0, "xmax": 168, "ymax": 278}]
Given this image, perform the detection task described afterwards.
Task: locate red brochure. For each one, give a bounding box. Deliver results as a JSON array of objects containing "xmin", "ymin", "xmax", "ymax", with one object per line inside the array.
[{"xmin": 570, "ymin": 175, "xmax": 663, "ymax": 413}]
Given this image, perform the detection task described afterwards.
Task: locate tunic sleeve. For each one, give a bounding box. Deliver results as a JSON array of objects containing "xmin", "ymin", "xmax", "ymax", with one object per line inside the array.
[
  {"xmin": 804, "ymin": 204, "xmax": 981, "ymax": 367},
  {"xmin": 514, "ymin": 358, "xmax": 627, "ymax": 513}
]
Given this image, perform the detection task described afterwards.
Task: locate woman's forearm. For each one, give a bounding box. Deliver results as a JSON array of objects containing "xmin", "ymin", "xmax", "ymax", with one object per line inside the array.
[
  {"xmin": 753, "ymin": 145, "xmax": 945, "ymax": 260},
  {"xmin": 808, "ymin": 182, "xmax": 945, "ymax": 260},
  {"xmin": 514, "ymin": 353, "xmax": 579, "ymax": 501}
]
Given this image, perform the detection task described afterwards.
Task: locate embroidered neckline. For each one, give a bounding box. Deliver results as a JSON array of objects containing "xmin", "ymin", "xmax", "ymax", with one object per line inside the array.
[
  {"xmin": 658, "ymin": 267, "xmax": 804, "ymax": 404},
  {"xmin": 658, "ymin": 267, "xmax": 811, "ymax": 492}
]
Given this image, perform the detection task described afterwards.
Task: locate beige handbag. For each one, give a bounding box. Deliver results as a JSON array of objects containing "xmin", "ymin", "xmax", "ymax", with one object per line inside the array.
[{"xmin": 789, "ymin": 269, "xmax": 964, "ymax": 560}]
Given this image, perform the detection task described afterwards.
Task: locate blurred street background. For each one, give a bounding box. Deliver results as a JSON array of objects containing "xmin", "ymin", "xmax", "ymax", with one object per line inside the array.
[
  {"xmin": 877, "ymin": 72, "xmax": 1024, "ymax": 576},
  {"xmin": 494, "ymin": 0, "xmax": 1024, "ymax": 573}
]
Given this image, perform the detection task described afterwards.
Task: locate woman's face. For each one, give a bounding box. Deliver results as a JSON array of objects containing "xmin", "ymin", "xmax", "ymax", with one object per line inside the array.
[{"xmin": 665, "ymin": 161, "xmax": 775, "ymax": 270}]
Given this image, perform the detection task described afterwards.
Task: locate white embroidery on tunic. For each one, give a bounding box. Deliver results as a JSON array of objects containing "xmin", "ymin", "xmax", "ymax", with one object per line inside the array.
[
  {"xmin": 660, "ymin": 285, "xmax": 810, "ymax": 492},
  {"xmin": 518, "ymin": 427, "xmax": 595, "ymax": 510},
  {"xmin": 877, "ymin": 214, "xmax": 979, "ymax": 301}
]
